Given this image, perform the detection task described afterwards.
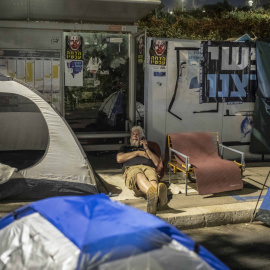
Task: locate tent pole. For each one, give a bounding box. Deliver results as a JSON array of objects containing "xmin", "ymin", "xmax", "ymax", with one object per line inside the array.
[
  {"xmin": 250, "ymin": 170, "xmax": 270, "ymax": 223},
  {"xmin": 93, "ymin": 169, "xmax": 119, "ymax": 197}
]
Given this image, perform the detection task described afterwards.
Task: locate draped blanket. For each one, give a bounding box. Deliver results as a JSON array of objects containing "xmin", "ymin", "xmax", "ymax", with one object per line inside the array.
[
  {"xmin": 169, "ymin": 132, "xmax": 243, "ymax": 195},
  {"xmin": 0, "ymin": 163, "xmax": 17, "ymax": 184}
]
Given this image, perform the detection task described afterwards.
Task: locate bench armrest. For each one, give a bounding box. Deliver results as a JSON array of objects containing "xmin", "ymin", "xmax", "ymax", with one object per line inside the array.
[
  {"xmin": 219, "ymin": 144, "xmax": 245, "ymax": 169},
  {"xmin": 170, "ymin": 148, "xmax": 190, "ymax": 172}
]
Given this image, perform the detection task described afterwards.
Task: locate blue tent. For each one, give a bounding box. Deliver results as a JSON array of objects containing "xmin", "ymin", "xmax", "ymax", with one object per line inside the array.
[{"xmin": 0, "ymin": 194, "xmax": 228, "ymax": 269}]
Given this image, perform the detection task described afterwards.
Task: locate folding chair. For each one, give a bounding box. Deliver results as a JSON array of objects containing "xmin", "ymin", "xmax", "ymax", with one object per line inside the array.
[{"xmin": 167, "ymin": 132, "xmax": 244, "ymax": 196}]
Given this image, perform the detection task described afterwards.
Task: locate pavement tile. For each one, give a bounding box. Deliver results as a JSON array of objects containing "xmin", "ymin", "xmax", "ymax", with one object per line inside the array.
[{"xmin": 0, "ymin": 161, "xmax": 269, "ymax": 230}]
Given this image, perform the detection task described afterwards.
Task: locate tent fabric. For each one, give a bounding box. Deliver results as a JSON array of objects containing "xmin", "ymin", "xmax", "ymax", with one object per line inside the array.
[
  {"xmin": 0, "ymin": 77, "xmax": 98, "ymax": 199},
  {"xmin": 99, "ymin": 91, "xmax": 144, "ymax": 125},
  {"xmin": 250, "ymin": 40, "xmax": 270, "ymax": 154},
  {"xmin": 0, "ymin": 194, "xmax": 229, "ymax": 270},
  {"xmin": 0, "ymin": 176, "xmax": 97, "ymax": 200},
  {"xmin": 92, "ymin": 240, "xmax": 213, "ymax": 270},
  {"xmin": 0, "ymin": 212, "xmax": 80, "ymax": 270},
  {"xmin": 0, "ymin": 163, "xmax": 17, "ymax": 184}
]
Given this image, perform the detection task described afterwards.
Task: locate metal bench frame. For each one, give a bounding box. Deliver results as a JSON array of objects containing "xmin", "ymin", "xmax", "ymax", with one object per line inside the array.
[{"xmin": 167, "ymin": 132, "xmax": 245, "ymax": 196}]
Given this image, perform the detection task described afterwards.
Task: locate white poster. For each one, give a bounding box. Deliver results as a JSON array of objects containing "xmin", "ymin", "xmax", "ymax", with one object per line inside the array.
[
  {"xmin": 34, "ymin": 58, "xmax": 44, "ymax": 91},
  {"xmin": 65, "ymin": 60, "xmax": 83, "ymax": 86},
  {"xmin": 0, "ymin": 58, "xmax": 7, "ymax": 76},
  {"xmin": 7, "ymin": 58, "xmax": 16, "ymax": 77},
  {"xmin": 86, "ymin": 57, "xmax": 102, "ymax": 74},
  {"xmin": 16, "ymin": 58, "xmax": 25, "ymax": 81},
  {"xmin": 1, "ymin": 50, "xmax": 61, "ymax": 114},
  {"xmin": 26, "ymin": 58, "xmax": 35, "ymax": 87},
  {"xmin": 44, "ymin": 59, "xmax": 52, "ymax": 91},
  {"xmin": 52, "ymin": 59, "xmax": 60, "ymax": 91}
]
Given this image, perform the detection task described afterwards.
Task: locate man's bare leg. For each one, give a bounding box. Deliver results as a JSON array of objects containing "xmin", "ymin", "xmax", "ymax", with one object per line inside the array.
[
  {"xmin": 136, "ymin": 173, "xmax": 158, "ymax": 215},
  {"xmin": 149, "ymin": 179, "xmax": 158, "ymax": 189},
  {"xmin": 136, "ymin": 173, "xmax": 153, "ymax": 194}
]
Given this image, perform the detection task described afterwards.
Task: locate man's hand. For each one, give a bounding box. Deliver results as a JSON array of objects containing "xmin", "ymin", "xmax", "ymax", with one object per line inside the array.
[
  {"xmin": 140, "ymin": 139, "xmax": 160, "ymax": 168},
  {"xmin": 140, "ymin": 138, "xmax": 148, "ymax": 150},
  {"xmin": 138, "ymin": 150, "xmax": 150, "ymax": 159},
  {"xmin": 117, "ymin": 150, "xmax": 149, "ymax": 163}
]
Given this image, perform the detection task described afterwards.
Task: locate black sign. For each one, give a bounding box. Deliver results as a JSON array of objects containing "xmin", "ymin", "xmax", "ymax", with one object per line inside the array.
[{"xmin": 200, "ymin": 41, "xmax": 257, "ymax": 103}]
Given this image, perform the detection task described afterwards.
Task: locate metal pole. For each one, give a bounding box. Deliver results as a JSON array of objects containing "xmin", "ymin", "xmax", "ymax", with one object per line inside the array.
[{"xmin": 250, "ymin": 170, "xmax": 270, "ymax": 223}]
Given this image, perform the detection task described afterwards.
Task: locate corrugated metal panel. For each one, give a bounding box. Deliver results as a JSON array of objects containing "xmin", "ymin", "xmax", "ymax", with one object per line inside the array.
[
  {"xmin": 0, "ymin": 28, "xmax": 62, "ymax": 49},
  {"xmin": 0, "ymin": 0, "xmax": 160, "ymax": 24}
]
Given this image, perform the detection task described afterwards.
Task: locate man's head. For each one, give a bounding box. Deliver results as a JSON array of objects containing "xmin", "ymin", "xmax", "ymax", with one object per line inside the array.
[{"xmin": 130, "ymin": 126, "xmax": 145, "ymax": 147}]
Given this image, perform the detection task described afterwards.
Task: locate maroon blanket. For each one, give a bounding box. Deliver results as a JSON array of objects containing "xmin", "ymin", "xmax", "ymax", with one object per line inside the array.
[{"xmin": 169, "ymin": 132, "xmax": 243, "ymax": 195}]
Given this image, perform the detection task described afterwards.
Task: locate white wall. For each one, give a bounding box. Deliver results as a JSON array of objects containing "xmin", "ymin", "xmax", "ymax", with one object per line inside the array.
[{"xmin": 145, "ymin": 38, "xmax": 264, "ymax": 160}]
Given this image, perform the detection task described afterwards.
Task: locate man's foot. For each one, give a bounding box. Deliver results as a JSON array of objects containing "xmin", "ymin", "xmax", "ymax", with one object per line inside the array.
[
  {"xmin": 158, "ymin": 183, "xmax": 168, "ymax": 209},
  {"xmin": 146, "ymin": 186, "xmax": 158, "ymax": 215}
]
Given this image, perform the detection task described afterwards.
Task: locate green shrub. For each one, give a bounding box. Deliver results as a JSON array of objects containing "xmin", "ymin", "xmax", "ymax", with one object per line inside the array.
[{"xmin": 137, "ymin": 7, "xmax": 270, "ymax": 40}]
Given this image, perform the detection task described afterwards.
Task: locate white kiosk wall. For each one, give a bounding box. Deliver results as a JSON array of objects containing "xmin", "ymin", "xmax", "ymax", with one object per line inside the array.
[{"xmin": 145, "ymin": 38, "xmax": 260, "ymax": 160}]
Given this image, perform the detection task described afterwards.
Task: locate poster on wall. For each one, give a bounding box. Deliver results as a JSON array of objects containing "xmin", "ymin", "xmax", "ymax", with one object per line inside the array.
[
  {"xmin": 137, "ymin": 34, "xmax": 145, "ymax": 64},
  {"xmin": 149, "ymin": 40, "xmax": 168, "ymax": 66},
  {"xmin": 26, "ymin": 58, "xmax": 35, "ymax": 87},
  {"xmin": 200, "ymin": 41, "xmax": 257, "ymax": 104},
  {"xmin": 52, "ymin": 59, "xmax": 60, "ymax": 91},
  {"xmin": 16, "ymin": 58, "xmax": 25, "ymax": 81},
  {"xmin": 7, "ymin": 58, "xmax": 16, "ymax": 77},
  {"xmin": 34, "ymin": 58, "xmax": 44, "ymax": 91},
  {"xmin": 0, "ymin": 50, "xmax": 61, "ymax": 110},
  {"xmin": 86, "ymin": 57, "xmax": 102, "ymax": 75},
  {"xmin": 0, "ymin": 58, "xmax": 7, "ymax": 75},
  {"xmin": 44, "ymin": 59, "xmax": 52, "ymax": 91},
  {"xmin": 168, "ymin": 47, "xmax": 201, "ymax": 121},
  {"xmin": 65, "ymin": 35, "xmax": 82, "ymax": 60},
  {"xmin": 65, "ymin": 60, "xmax": 83, "ymax": 86}
]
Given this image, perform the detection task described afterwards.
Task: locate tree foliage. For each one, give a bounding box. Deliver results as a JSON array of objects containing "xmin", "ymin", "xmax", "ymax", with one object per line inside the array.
[{"xmin": 137, "ymin": 3, "xmax": 270, "ymax": 40}]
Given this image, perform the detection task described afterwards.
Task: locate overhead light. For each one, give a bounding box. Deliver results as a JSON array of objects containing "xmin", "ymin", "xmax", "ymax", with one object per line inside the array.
[{"xmin": 248, "ymin": 0, "xmax": 253, "ymax": 7}]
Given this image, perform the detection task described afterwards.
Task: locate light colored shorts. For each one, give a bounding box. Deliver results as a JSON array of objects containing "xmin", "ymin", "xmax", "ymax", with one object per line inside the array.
[{"xmin": 123, "ymin": 165, "xmax": 158, "ymax": 196}]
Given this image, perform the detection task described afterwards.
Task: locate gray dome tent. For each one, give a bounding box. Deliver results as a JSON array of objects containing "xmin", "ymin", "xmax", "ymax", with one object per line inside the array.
[{"xmin": 0, "ymin": 75, "xmax": 97, "ymax": 200}]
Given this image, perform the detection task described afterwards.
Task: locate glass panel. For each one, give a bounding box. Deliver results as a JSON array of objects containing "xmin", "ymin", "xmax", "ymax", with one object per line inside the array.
[
  {"xmin": 64, "ymin": 32, "xmax": 130, "ymax": 133},
  {"xmin": 0, "ymin": 93, "xmax": 40, "ymax": 112}
]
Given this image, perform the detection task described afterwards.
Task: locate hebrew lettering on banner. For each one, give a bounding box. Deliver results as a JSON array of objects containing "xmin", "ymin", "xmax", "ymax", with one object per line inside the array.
[{"xmin": 200, "ymin": 41, "xmax": 257, "ymax": 104}]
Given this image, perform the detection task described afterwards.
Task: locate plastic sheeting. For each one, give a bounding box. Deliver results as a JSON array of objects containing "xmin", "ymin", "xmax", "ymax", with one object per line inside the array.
[
  {"xmin": 0, "ymin": 163, "xmax": 17, "ymax": 184},
  {"xmin": 0, "ymin": 194, "xmax": 229, "ymax": 270},
  {"xmin": 250, "ymin": 40, "xmax": 270, "ymax": 154}
]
